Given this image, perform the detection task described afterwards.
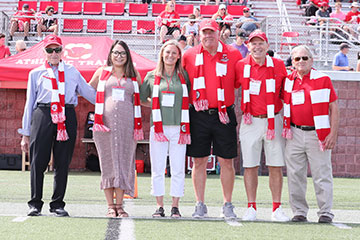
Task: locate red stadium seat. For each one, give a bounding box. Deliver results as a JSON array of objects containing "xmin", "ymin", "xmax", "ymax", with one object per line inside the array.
[
  {"xmin": 200, "ymin": 5, "xmax": 218, "ymax": 18},
  {"xmin": 62, "ymin": 2, "xmax": 82, "ymax": 15},
  {"xmin": 18, "ymin": 1, "xmax": 37, "ymax": 11},
  {"xmin": 87, "ymin": 19, "xmax": 107, "ymax": 33},
  {"xmin": 227, "ymin": 5, "xmax": 245, "ymax": 18},
  {"xmin": 39, "ymin": 1, "xmax": 59, "ymax": 14},
  {"xmin": 175, "ymin": 5, "xmax": 194, "ymax": 17},
  {"xmin": 113, "ymin": 20, "xmax": 132, "ymax": 34},
  {"xmin": 152, "ymin": 3, "xmax": 166, "ymax": 17},
  {"xmin": 105, "ymin": 3, "xmax": 125, "ymax": 16},
  {"xmin": 279, "ymin": 31, "xmax": 300, "ymax": 53},
  {"xmin": 129, "ymin": 3, "xmax": 148, "ymax": 16},
  {"xmin": 137, "ymin": 20, "xmax": 155, "ymax": 34},
  {"xmin": 63, "ymin": 19, "xmax": 83, "ymax": 32},
  {"xmin": 83, "ymin": 2, "xmax": 103, "ymax": 15}
]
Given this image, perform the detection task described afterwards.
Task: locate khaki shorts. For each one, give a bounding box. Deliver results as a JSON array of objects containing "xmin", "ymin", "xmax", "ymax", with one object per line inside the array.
[{"xmin": 239, "ymin": 114, "xmax": 285, "ymax": 168}]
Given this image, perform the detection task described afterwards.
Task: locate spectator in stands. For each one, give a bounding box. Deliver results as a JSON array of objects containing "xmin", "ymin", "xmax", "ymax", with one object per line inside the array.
[
  {"xmin": 332, "ymin": 43, "xmax": 353, "ymax": 71},
  {"xmin": 36, "ymin": 6, "xmax": 58, "ymax": 41},
  {"xmin": 181, "ymin": 14, "xmax": 199, "ymax": 46},
  {"xmin": 330, "ymin": 2, "xmax": 346, "ymax": 23},
  {"xmin": 235, "ymin": 7, "xmax": 260, "ymax": 36},
  {"xmin": 140, "ymin": 40, "xmax": 191, "ymax": 219},
  {"xmin": 15, "ymin": 39, "xmax": 26, "ymax": 54},
  {"xmin": 0, "ymin": 33, "xmax": 11, "ymax": 59},
  {"xmin": 344, "ymin": 2, "xmax": 360, "ymax": 39},
  {"xmin": 193, "ymin": 7, "xmax": 203, "ymax": 20},
  {"xmin": 8, "ymin": 4, "xmax": 35, "ymax": 41},
  {"xmin": 89, "ymin": 40, "xmax": 143, "ymax": 218},
  {"xmin": 357, "ymin": 51, "xmax": 360, "ymax": 71},
  {"xmin": 178, "ymin": 34, "xmax": 191, "ymax": 53},
  {"xmin": 283, "ymin": 45, "xmax": 339, "ymax": 224},
  {"xmin": 212, "ymin": 4, "xmax": 233, "ymax": 44},
  {"xmin": 305, "ymin": 0, "xmax": 319, "ymax": 17},
  {"xmin": 112, "ymin": 0, "xmax": 126, "ymax": 5},
  {"xmin": 235, "ymin": 31, "xmax": 289, "ymax": 222},
  {"xmin": 182, "ymin": 19, "xmax": 242, "ymax": 219},
  {"xmin": 231, "ymin": 30, "xmax": 249, "ymax": 58},
  {"xmin": 205, "ymin": 0, "xmax": 220, "ymax": 6},
  {"xmin": 19, "ymin": 35, "xmax": 96, "ymax": 217},
  {"xmin": 315, "ymin": 2, "xmax": 330, "ymax": 26},
  {"xmin": 159, "ymin": 1, "xmax": 181, "ymax": 44}
]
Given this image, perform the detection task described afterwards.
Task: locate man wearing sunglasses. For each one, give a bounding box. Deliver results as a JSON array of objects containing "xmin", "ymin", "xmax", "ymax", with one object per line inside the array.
[
  {"xmin": 235, "ymin": 31, "xmax": 289, "ymax": 222},
  {"xmin": 36, "ymin": 6, "xmax": 58, "ymax": 41},
  {"xmin": 18, "ymin": 35, "xmax": 96, "ymax": 217},
  {"xmin": 283, "ymin": 45, "xmax": 339, "ymax": 224},
  {"xmin": 235, "ymin": 7, "xmax": 259, "ymax": 36}
]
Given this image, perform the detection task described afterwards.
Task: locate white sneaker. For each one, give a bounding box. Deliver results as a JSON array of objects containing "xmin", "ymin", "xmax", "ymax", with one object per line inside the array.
[
  {"xmin": 242, "ymin": 206, "xmax": 257, "ymax": 221},
  {"xmin": 271, "ymin": 206, "xmax": 290, "ymax": 222}
]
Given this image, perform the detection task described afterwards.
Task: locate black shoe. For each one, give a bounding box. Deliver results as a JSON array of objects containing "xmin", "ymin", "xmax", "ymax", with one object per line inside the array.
[
  {"xmin": 24, "ymin": 36, "xmax": 29, "ymax": 41},
  {"xmin": 152, "ymin": 207, "xmax": 165, "ymax": 218},
  {"xmin": 50, "ymin": 208, "xmax": 69, "ymax": 217},
  {"xmin": 8, "ymin": 36, "xmax": 13, "ymax": 41},
  {"xmin": 27, "ymin": 207, "xmax": 41, "ymax": 216},
  {"xmin": 291, "ymin": 215, "xmax": 307, "ymax": 222},
  {"xmin": 170, "ymin": 207, "xmax": 181, "ymax": 218},
  {"xmin": 318, "ymin": 215, "xmax": 332, "ymax": 223}
]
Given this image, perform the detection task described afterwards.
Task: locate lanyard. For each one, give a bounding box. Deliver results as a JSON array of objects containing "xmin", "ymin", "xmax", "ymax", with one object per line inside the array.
[
  {"xmin": 164, "ymin": 71, "xmax": 174, "ymax": 91},
  {"xmin": 116, "ymin": 75, "xmax": 126, "ymax": 87}
]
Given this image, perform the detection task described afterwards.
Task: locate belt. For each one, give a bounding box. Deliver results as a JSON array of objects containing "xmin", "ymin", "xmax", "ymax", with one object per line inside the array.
[
  {"xmin": 253, "ymin": 112, "xmax": 280, "ymax": 119},
  {"xmin": 37, "ymin": 103, "xmax": 75, "ymax": 108},
  {"xmin": 290, "ymin": 123, "xmax": 315, "ymax": 131},
  {"xmin": 201, "ymin": 104, "xmax": 235, "ymax": 115}
]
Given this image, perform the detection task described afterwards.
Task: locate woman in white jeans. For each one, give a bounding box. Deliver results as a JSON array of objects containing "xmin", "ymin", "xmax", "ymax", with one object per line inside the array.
[{"xmin": 140, "ymin": 40, "xmax": 190, "ymax": 218}]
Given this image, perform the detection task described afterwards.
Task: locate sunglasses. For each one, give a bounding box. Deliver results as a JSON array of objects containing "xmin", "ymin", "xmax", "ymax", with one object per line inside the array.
[
  {"xmin": 45, "ymin": 47, "xmax": 62, "ymax": 54},
  {"xmin": 293, "ymin": 56, "xmax": 310, "ymax": 62},
  {"xmin": 112, "ymin": 50, "xmax": 127, "ymax": 58},
  {"xmin": 48, "ymin": 10, "xmax": 54, "ymax": 13},
  {"xmin": 243, "ymin": 10, "xmax": 249, "ymax": 13},
  {"xmin": 190, "ymin": 21, "xmax": 195, "ymax": 24}
]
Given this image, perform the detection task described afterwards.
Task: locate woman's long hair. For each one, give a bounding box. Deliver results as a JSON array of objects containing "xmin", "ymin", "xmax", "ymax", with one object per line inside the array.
[
  {"xmin": 106, "ymin": 40, "xmax": 137, "ymax": 78},
  {"xmin": 165, "ymin": 0, "xmax": 175, "ymax": 12},
  {"xmin": 154, "ymin": 40, "xmax": 185, "ymax": 78}
]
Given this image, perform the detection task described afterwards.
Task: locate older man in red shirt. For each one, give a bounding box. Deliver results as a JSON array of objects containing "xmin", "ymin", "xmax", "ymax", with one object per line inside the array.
[
  {"xmin": 183, "ymin": 19, "xmax": 242, "ymax": 219},
  {"xmin": 282, "ymin": 45, "xmax": 339, "ymax": 223},
  {"xmin": 236, "ymin": 30, "xmax": 289, "ymax": 222},
  {"xmin": 8, "ymin": 4, "xmax": 35, "ymax": 41}
]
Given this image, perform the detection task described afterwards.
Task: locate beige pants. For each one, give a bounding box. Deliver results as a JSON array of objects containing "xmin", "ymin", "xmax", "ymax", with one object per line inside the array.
[{"xmin": 285, "ymin": 126, "xmax": 334, "ymax": 219}]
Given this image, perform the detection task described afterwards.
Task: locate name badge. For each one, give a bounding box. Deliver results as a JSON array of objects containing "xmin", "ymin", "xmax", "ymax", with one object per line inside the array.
[
  {"xmin": 112, "ymin": 86, "xmax": 125, "ymax": 102},
  {"xmin": 161, "ymin": 91, "xmax": 175, "ymax": 107},
  {"xmin": 249, "ymin": 80, "xmax": 261, "ymax": 95},
  {"xmin": 292, "ymin": 90, "xmax": 305, "ymax": 105}
]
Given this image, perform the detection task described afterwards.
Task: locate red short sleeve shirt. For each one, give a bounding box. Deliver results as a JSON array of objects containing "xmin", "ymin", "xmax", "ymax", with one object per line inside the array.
[
  {"xmin": 0, "ymin": 45, "xmax": 11, "ymax": 59},
  {"xmin": 345, "ymin": 11, "xmax": 360, "ymax": 23},
  {"xmin": 159, "ymin": 11, "xmax": 180, "ymax": 28},
  {"xmin": 236, "ymin": 56, "xmax": 287, "ymax": 115},
  {"xmin": 290, "ymin": 72, "xmax": 338, "ymax": 126},
  {"xmin": 183, "ymin": 44, "xmax": 243, "ymax": 108}
]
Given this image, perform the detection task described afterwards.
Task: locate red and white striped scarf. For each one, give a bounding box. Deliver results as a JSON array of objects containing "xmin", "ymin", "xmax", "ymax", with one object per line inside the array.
[
  {"xmin": 45, "ymin": 61, "xmax": 68, "ymax": 141},
  {"xmin": 282, "ymin": 69, "xmax": 331, "ymax": 151},
  {"xmin": 241, "ymin": 55, "xmax": 276, "ymax": 140},
  {"xmin": 93, "ymin": 66, "xmax": 144, "ymax": 141},
  {"xmin": 151, "ymin": 73, "xmax": 191, "ymax": 144},
  {"xmin": 192, "ymin": 41, "xmax": 229, "ymax": 124}
]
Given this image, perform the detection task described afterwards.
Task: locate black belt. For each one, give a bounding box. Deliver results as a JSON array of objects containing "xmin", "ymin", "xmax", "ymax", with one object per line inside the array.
[
  {"xmin": 37, "ymin": 103, "xmax": 75, "ymax": 108},
  {"xmin": 196, "ymin": 104, "xmax": 235, "ymax": 115},
  {"xmin": 291, "ymin": 123, "xmax": 315, "ymax": 131}
]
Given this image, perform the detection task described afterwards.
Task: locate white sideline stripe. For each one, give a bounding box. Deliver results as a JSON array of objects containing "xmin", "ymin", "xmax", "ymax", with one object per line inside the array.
[
  {"xmin": 12, "ymin": 216, "xmax": 29, "ymax": 222},
  {"xmin": 119, "ymin": 219, "xmax": 135, "ymax": 240},
  {"xmin": 226, "ymin": 220, "xmax": 243, "ymax": 227},
  {"xmin": 332, "ymin": 223, "xmax": 352, "ymax": 229}
]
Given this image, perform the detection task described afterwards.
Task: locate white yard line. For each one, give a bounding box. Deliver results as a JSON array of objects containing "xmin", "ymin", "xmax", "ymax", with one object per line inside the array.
[
  {"xmin": 119, "ymin": 218, "xmax": 135, "ymax": 240},
  {"xmin": 332, "ymin": 223, "xmax": 352, "ymax": 229},
  {"xmin": 226, "ymin": 220, "xmax": 243, "ymax": 227},
  {"xmin": 12, "ymin": 216, "xmax": 29, "ymax": 222}
]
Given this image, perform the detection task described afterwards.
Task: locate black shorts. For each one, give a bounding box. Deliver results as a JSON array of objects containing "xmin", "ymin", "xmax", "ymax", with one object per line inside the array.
[
  {"xmin": 186, "ymin": 105, "xmax": 238, "ymax": 159},
  {"xmin": 166, "ymin": 26, "xmax": 180, "ymax": 35}
]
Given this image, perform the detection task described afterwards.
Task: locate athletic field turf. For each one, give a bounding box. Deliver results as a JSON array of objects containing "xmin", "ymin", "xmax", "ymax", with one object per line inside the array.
[{"xmin": 1, "ymin": 171, "xmax": 359, "ymax": 239}]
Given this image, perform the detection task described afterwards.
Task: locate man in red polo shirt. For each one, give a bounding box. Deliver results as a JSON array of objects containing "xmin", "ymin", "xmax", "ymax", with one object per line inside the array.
[
  {"xmin": 183, "ymin": 19, "xmax": 242, "ymax": 219},
  {"xmin": 236, "ymin": 30, "xmax": 289, "ymax": 222},
  {"xmin": 0, "ymin": 33, "xmax": 11, "ymax": 59},
  {"xmin": 282, "ymin": 45, "xmax": 339, "ymax": 223},
  {"xmin": 8, "ymin": 4, "xmax": 35, "ymax": 42}
]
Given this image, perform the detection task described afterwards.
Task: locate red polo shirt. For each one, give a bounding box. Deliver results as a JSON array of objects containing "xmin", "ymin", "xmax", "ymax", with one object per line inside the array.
[
  {"xmin": 345, "ymin": 11, "xmax": 360, "ymax": 23},
  {"xmin": 183, "ymin": 44, "xmax": 242, "ymax": 108},
  {"xmin": 289, "ymin": 71, "xmax": 337, "ymax": 126},
  {"xmin": 0, "ymin": 45, "xmax": 11, "ymax": 59},
  {"xmin": 236, "ymin": 56, "xmax": 287, "ymax": 116},
  {"xmin": 159, "ymin": 11, "xmax": 180, "ymax": 28}
]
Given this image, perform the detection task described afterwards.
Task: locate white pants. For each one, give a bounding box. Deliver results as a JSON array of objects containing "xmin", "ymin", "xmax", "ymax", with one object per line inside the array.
[{"xmin": 150, "ymin": 125, "xmax": 186, "ymax": 197}]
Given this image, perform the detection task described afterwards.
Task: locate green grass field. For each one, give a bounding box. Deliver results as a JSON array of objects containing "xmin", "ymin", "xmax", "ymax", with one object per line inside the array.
[{"xmin": 1, "ymin": 171, "xmax": 359, "ymax": 239}]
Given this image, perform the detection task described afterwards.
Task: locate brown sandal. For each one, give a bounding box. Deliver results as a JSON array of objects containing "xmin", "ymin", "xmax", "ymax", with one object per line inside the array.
[
  {"xmin": 116, "ymin": 204, "xmax": 129, "ymax": 218},
  {"xmin": 107, "ymin": 204, "xmax": 117, "ymax": 218}
]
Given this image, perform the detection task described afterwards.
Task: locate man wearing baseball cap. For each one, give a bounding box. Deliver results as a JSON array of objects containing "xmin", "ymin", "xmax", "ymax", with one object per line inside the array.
[
  {"xmin": 183, "ymin": 19, "xmax": 242, "ymax": 219},
  {"xmin": 235, "ymin": 30, "xmax": 289, "ymax": 222},
  {"xmin": 235, "ymin": 7, "xmax": 259, "ymax": 36},
  {"xmin": 18, "ymin": 35, "xmax": 96, "ymax": 217},
  {"xmin": 332, "ymin": 43, "xmax": 353, "ymax": 71}
]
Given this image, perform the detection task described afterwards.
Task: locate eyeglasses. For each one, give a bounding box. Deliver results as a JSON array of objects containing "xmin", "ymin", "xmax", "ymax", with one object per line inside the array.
[
  {"xmin": 190, "ymin": 21, "xmax": 195, "ymax": 24},
  {"xmin": 112, "ymin": 50, "xmax": 127, "ymax": 58},
  {"xmin": 45, "ymin": 47, "xmax": 62, "ymax": 54},
  {"xmin": 243, "ymin": 10, "xmax": 249, "ymax": 13},
  {"xmin": 293, "ymin": 56, "xmax": 310, "ymax": 62},
  {"xmin": 48, "ymin": 10, "xmax": 54, "ymax": 13}
]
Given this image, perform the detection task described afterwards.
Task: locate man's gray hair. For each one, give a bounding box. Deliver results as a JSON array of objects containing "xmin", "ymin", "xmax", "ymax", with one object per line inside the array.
[{"xmin": 290, "ymin": 45, "xmax": 313, "ymax": 59}]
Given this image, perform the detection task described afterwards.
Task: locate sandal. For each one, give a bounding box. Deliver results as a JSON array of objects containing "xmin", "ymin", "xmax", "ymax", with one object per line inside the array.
[
  {"xmin": 107, "ymin": 204, "xmax": 117, "ymax": 218},
  {"xmin": 116, "ymin": 204, "xmax": 129, "ymax": 218},
  {"xmin": 152, "ymin": 207, "xmax": 165, "ymax": 218},
  {"xmin": 170, "ymin": 207, "xmax": 181, "ymax": 218}
]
